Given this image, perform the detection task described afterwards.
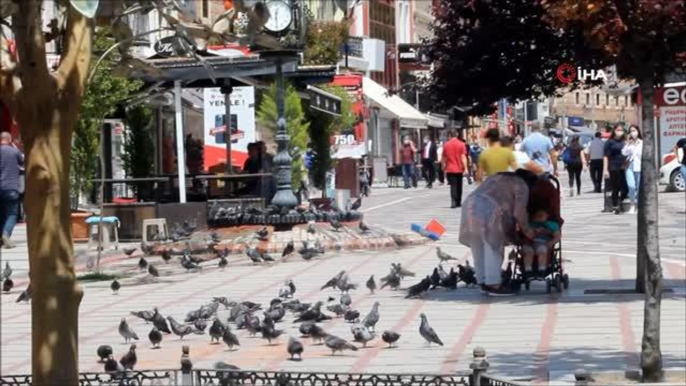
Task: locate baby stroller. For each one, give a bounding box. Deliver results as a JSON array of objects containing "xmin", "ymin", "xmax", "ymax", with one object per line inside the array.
[{"xmin": 504, "ymin": 174, "xmax": 569, "ymax": 294}]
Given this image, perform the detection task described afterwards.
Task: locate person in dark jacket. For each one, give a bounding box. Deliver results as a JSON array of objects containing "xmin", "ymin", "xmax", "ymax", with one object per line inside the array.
[
  {"xmin": 603, "ymin": 124, "xmax": 629, "ymax": 214},
  {"xmin": 421, "ymin": 135, "xmax": 438, "ymax": 188},
  {"xmin": 0, "ymin": 132, "xmax": 24, "ymax": 249}
]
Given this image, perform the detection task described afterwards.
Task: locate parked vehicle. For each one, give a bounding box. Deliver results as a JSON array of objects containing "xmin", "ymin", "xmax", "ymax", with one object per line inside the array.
[{"xmin": 659, "ymin": 148, "xmax": 685, "ymax": 192}]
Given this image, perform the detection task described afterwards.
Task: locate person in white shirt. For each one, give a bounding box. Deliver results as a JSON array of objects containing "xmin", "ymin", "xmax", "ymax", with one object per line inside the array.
[
  {"xmin": 622, "ymin": 125, "xmax": 643, "ymax": 214},
  {"xmin": 584, "ymin": 132, "xmax": 606, "ymax": 193},
  {"xmin": 421, "ymin": 136, "xmax": 437, "ymax": 188},
  {"xmin": 436, "ymin": 141, "xmax": 445, "ymax": 185}
]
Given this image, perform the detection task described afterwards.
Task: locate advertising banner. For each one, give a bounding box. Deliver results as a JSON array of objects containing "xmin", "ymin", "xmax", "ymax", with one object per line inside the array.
[
  {"xmin": 655, "ymin": 85, "xmax": 686, "ymax": 160},
  {"xmin": 203, "ymin": 86, "xmax": 255, "ymax": 170}
]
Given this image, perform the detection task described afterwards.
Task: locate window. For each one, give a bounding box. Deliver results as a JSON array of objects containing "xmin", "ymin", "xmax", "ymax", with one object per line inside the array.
[
  {"xmin": 586, "ymin": 93, "xmax": 590, "ymax": 106},
  {"xmin": 575, "ymin": 92, "xmax": 579, "ymax": 104},
  {"xmin": 623, "ymin": 96, "xmax": 628, "ymax": 106},
  {"xmin": 626, "ymin": 96, "xmax": 630, "ymax": 106},
  {"xmin": 596, "ymin": 93, "xmax": 600, "ymax": 106},
  {"xmin": 615, "ymin": 96, "xmax": 619, "ymax": 106},
  {"xmin": 202, "ymin": 0, "xmax": 208, "ymax": 18},
  {"xmin": 605, "ymin": 94, "xmax": 609, "ymax": 106}
]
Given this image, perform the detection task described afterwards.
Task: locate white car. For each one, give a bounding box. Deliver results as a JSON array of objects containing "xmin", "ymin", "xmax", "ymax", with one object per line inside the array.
[{"xmin": 659, "ymin": 148, "xmax": 685, "ymax": 192}]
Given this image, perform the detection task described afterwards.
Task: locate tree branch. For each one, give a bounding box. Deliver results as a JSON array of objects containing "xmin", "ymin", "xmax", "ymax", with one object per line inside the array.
[
  {"xmin": 55, "ymin": 6, "xmax": 92, "ymax": 100},
  {"xmin": 12, "ymin": 0, "xmax": 51, "ymax": 89}
]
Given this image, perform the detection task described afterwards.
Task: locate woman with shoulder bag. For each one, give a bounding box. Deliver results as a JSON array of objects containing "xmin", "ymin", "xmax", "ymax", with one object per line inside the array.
[
  {"xmin": 603, "ymin": 124, "xmax": 629, "ymax": 214},
  {"xmin": 622, "ymin": 125, "xmax": 643, "ymax": 214},
  {"xmin": 562, "ymin": 136, "xmax": 586, "ymax": 197}
]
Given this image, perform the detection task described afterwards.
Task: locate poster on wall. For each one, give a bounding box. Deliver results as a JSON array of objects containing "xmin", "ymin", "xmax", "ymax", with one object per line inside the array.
[
  {"xmin": 203, "ymin": 86, "xmax": 256, "ymax": 171},
  {"xmin": 655, "ymin": 85, "xmax": 686, "ymax": 160}
]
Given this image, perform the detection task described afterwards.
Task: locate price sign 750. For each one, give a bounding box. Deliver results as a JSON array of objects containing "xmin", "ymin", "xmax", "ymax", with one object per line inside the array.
[{"xmin": 333, "ymin": 134, "xmax": 356, "ymax": 145}]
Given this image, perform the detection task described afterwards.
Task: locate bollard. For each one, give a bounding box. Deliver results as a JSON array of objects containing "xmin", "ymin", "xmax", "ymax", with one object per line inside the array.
[
  {"xmin": 180, "ymin": 345, "xmax": 193, "ymax": 386},
  {"xmin": 469, "ymin": 347, "xmax": 489, "ymax": 386},
  {"xmin": 574, "ymin": 368, "xmax": 591, "ymax": 386}
]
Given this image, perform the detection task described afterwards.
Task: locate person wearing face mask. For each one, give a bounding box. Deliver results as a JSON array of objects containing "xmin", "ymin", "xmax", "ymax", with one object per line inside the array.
[
  {"xmin": 421, "ymin": 135, "xmax": 437, "ymax": 189},
  {"xmin": 622, "ymin": 125, "xmax": 643, "ymax": 214},
  {"xmin": 603, "ymin": 124, "xmax": 629, "ymax": 214}
]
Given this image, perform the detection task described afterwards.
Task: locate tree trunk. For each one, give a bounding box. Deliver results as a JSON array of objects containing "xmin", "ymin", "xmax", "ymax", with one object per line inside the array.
[{"xmin": 637, "ymin": 76, "xmax": 664, "ymax": 383}]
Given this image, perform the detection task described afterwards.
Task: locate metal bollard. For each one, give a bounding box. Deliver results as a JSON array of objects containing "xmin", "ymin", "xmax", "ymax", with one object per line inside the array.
[
  {"xmin": 180, "ymin": 345, "xmax": 193, "ymax": 386},
  {"xmin": 574, "ymin": 368, "xmax": 591, "ymax": 386},
  {"xmin": 469, "ymin": 347, "xmax": 489, "ymax": 386}
]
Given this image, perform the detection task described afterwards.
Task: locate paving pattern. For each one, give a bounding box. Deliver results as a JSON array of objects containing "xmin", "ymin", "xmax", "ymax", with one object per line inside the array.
[{"xmin": 1, "ymin": 172, "xmax": 685, "ymax": 384}]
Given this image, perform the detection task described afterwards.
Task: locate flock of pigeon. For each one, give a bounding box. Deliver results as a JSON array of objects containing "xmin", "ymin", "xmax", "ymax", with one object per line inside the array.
[{"xmin": 97, "ymin": 246, "xmax": 478, "ymax": 372}]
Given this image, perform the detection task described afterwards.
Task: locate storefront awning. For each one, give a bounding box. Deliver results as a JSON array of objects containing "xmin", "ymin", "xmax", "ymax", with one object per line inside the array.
[{"xmin": 362, "ymin": 77, "xmax": 427, "ymax": 128}]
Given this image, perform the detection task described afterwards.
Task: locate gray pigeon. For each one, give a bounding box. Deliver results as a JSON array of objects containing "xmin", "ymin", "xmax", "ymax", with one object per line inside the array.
[
  {"xmin": 97, "ymin": 345, "xmax": 113, "ymax": 362},
  {"xmin": 419, "ymin": 313, "xmax": 444, "ymax": 346},
  {"xmin": 209, "ymin": 318, "xmax": 226, "ymax": 343},
  {"xmin": 222, "ymin": 326, "xmax": 240, "ymax": 350},
  {"xmin": 382, "ymin": 330, "xmax": 401, "ymax": 348},
  {"xmin": 366, "ymin": 275, "xmax": 376, "ymax": 294},
  {"xmin": 351, "ymin": 325, "xmax": 375, "ymax": 347},
  {"xmin": 152, "ymin": 308, "xmax": 171, "ymax": 334},
  {"xmin": 118, "ymin": 318, "xmax": 139, "ymax": 343},
  {"xmin": 123, "ymin": 247, "xmax": 137, "ymax": 257},
  {"xmin": 362, "ymin": 302, "xmax": 380, "ymax": 331},
  {"xmin": 246, "ymin": 247, "xmax": 263, "ymax": 264},
  {"xmin": 287, "ymin": 336, "xmax": 304, "ymax": 360},
  {"xmin": 436, "ymin": 247, "xmax": 457, "ymax": 263},
  {"xmin": 309, "ymin": 324, "xmax": 328, "ymax": 344},
  {"xmin": 327, "ymin": 303, "xmax": 347, "ymax": 317},
  {"xmin": 148, "ymin": 327, "xmax": 162, "ymax": 348},
  {"xmin": 321, "ymin": 271, "xmax": 346, "ymax": 290},
  {"xmin": 104, "ymin": 356, "xmax": 122, "ymax": 372},
  {"xmin": 340, "ymin": 293, "xmax": 352, "ymax": 307},
  {"xmin": 324, "ymin": 335, "xmax": 358, "ymax": 355},
  {"xmin": 119, "ymin": 344, "xmax": 137, "ymax": 370},
  {"xmin": 307, "ymin": 223, "xmax": 316, "ymax": 234},
  {"xmin": 359, "ymin": 221, "xmax": 370, "ymax": 233},
  {"xmin": 16, "ymin": 285, "xmax": 31, "ymax": 303},
  {"xmin": 148, "ymin": 264, "xmax": 159, "ymax": 277},
  {"xmin": 130, "ymin": 310, "xmax": 155, "ymax": 324},
  {"xmin": 110, "ymin": 279, "xmax": 120, "ymax": 294},
  {"xmin": 255, "ymin": 226, "xmax": 269, "ymax": 241},
  {"xmin": 138, "ymin": 257, "xmax": 148, "ymax": 271},
  {"xmin": 1, "ymin": 262, "xmax": 12, "ymax": 280},
  {"xmin": 167, "ymin": 316, "xmax": 203, "ymax": 340},
  {"xmin": 344, "ymin": 309, "xmax": 360, "ymax": 323},
  {"xmin": 261, "ymin": 252, "xmax": 275, "ymax": 262},
  {"xmin": 282, "ymin": 241, "xmax": 294, "ymax": 258},
  {"xmin": 218, "ymin": 256, "xmax": 228, "ymax": 269}
]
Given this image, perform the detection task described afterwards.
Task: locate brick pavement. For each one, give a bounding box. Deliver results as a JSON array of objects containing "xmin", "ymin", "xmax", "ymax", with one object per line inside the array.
[{"xmin": 1, "ymin": 173, "xmax": 685, "ymax": 384}]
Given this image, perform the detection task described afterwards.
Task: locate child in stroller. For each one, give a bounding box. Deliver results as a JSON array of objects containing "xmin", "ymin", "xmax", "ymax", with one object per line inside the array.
[{"xmin": 522, "ymin": 208, "xmax": 561, "ymax": 278}]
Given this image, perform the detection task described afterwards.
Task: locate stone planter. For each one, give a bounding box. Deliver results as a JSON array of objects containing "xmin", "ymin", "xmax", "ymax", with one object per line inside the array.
[{"xmin": 71, "ymin": 211, "xmax": 92, "ymax": 243}]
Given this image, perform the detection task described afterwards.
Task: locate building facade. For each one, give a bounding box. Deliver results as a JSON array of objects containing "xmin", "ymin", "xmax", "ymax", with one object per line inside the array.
[{"xmin": 551, "ymin": 86, "xmax": 637, "ymax": 130}]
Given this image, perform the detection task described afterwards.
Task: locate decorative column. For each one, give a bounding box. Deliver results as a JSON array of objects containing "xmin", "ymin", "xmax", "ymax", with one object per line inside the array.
[{"xmin": 270, "ymin": 58, "xmax": 299, "ymax": 208}]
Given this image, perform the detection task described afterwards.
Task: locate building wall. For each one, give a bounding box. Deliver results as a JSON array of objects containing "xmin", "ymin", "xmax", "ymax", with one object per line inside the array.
[
  {"xmin": 552, "ymin": 87, "xmax": 637, "ymax": 128},
  {"xmin": 369, "ymin": 0, "xmax": 397, "ymax": 90}
]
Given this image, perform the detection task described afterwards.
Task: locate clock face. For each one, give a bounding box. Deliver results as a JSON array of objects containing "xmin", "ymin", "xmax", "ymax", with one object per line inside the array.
[{"xmin": 264, "ymin": 1, "xmax": 292, "ymax": 33}]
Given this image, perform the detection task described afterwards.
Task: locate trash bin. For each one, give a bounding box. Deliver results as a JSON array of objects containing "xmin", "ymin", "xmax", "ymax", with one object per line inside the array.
[
  {"xmin": 335, "ymin": 158, "xmax": 360, "ymax": 197},
  {"xmin": 335, "ymin": 189, "xmax": 350, "ymax": 212}
]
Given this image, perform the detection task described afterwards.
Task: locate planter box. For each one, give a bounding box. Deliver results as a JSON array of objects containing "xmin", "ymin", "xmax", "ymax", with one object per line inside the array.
[{"xmin": 71, "ymin": 211, "xmax": 93, "ymax": 243}]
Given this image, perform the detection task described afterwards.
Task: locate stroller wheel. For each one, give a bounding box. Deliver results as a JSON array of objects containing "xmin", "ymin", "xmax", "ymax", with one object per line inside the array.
[
  {"xmin": 545, "ymin": 279, "xmax": 552, "ymax": 294},
  {"xmin": 554, "ymin": 275, "xmax": 563, "ymax": 293},
  {"xmin": 562, "ymin": 274, "xmax": 569, "ymax": 290},
  {"xmin": 524, "ymin": 280, "xmax": 530, "ymax": 291}
]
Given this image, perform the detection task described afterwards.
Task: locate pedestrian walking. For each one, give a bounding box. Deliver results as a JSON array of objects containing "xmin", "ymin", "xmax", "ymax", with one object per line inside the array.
[
  {"xmin": 622, "ymin": 125, "xmax": 643, "ymax": 214},
  {"xmin": 520, "ymin": 126, "xmax": 558, "ymax": 176},
  {"xmin": 468, "ymin": 138, "xmax": 482, "ymax": 181},
  {"xmin": 476, "ymin": 129, "xmax": 517, "ymax": 182},
  {"xmin": 436, "ymin": 141, "xmax": 445, "ymax": 185},
  {"xmin": 501, "ymin": 136, "xmax": 544, "ymax": 174},
  {"xmin": 585, "ymin": 132, "xmax": 605, "ymax": 193},
  {"xmin": 401, "ymin": 137, "xmax": 417, "ymax": 189},
  {"xmin": 675, "ymin": 137, "xmax": 686, "ymax": 182},
  {"xmin": 421, "ymin": 136, "xmax": 437, "ymax": 189},
  {"xmin": 441, "ymin": 130, "xmax": 468, "ymax": 208},
  {"xmin": 561, "ymin": 136, "xmax": 586, "ymax": 197},
  {"xmin": 603, "ymin": 124, "xmax": 629, "ymax": 214},
  {"xmin": 459, "ymin": 169, "xmax": 538, "ymax": 296},
  {"xmin": 0, "ymin": 132, "xmax": 24, "ymax": 249}
]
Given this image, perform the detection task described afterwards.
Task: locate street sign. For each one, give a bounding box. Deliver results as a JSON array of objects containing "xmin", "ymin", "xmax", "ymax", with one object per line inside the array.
[
  {"xmin": 341, "ymin": 36, "xmax": 364, "ymax": 59},
  {"xmin": 308, "ymin": 86, "xmax": 342, "ymax": 117},
  {"xmin": 568, "ymin": 116, "xmax": 584, "ymax": 126},
  {"xmin": 154, "ymin": 36, "xmax": 182, "ymax": 58},
  {"xmin": 397, "ymin": 44, "xmax": 428, "ymax": 64}
]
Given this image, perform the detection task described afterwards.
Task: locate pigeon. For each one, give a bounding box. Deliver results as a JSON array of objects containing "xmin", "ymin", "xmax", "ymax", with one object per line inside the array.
[
  {"xmin": 344, "ymin": 309, "xmax": 360, "ymax": 323},
  {"xmin": 246, "ymin": 314, "xmax": 262, "ymax": 336},
  {"xmin": 351, "ymin": 325, "xmax": 375, "ymax": 347},
  {"xmin": 119, "ymin": 344, "xmax": 137, "ymax": 370},
  {"xmin": 366, "ymin": 275, "xmax": 376, "ymax": 294},
  {"xmin": 340, "ymin": 293, "xmax": 352, "ymax": 307},
  {"xmin": 209, "ymin": 318, "xmax": 226, "ymax": 343},
  {"xmin": 148, "ymin": 327, "xmax": 162, "ymax": 348},
  {"xmin": 1, "ymin": 262, "xmax": 12, "ymax": 280},
  {"xmin": 329, "ymin": 218, "xmax": 343, "ymax": 231},
  {"xmin": 457, "ymin": 262, "xmax": 478, "ymax": 286},
  {"xmin": 362, "ymin": 302, "xmax": 380, "ymax": 331},
  {"xmin": 104, "ymin": 356, "xmax": 122, "ymax": 372},
  {"xmin": 391, "ymin": 263, "xmax": 416, "ymax": 278},
  {"xmin": 327, "ymin": 303, "xmax": 348, "ymax": 317},
  {"xmin": 152, "ymin": 308, "xmax": 171, "ymax": 334},
  {"xmin": 300, "ymin": 249, "xmax": 318, "ymax": 261},
  {"xmin": 161, "ymin": 250, "xmax": 172, "ymax": 263},
  {"xmin": 110, "ymin": 278, "xmax": 120, "ymax": 294},
  {"xmin": 338, "ymin": 281, "xmax": 358, "ymax": 293},
  {"xmin": 287, "ymin": 336, "xmax": 304, "ymax": 360},
  {"xmin": 380, "ymin": 272, "xmax": 401, "ymax": 290},
  {"xmin": 218, "ymin": 256, "xmax": 228, "ymax": 269},
  {"xmin": 299, "ymin": 322, "xmax": 315, "ymax": 336},
  {"xmin": 181, "ymin": 256, "xmax": 202, "ymax": 272},
  {"xmin": 406, "ymin": 276, "xmax": 432, "ymax": 298},
  {"xmin": 324, "ymin": 335, "xmax": 358, "ymax": 355},
  {"xmin": 246, "ymin": 247, "xmax": 263, "ymax": 264},
  {"xmin": 167, "ymin": 316, "xmax": 203, "ymax": 339},
  {"xmin": 288, "ymin": 280, "xmax": 296, "ymax": 297},
  {"xmin": 213, "ymin": 297, "xmax": 235, "ymax": 310},
  {"xmin": 194, "ymin": 318, "xmax": 208, "ymax": 333},
  {"xmin": 430, "ymin": 267, "xmax": 441, "ymax": 289},
  {"xmin": 97, "ymin": 345, "xmax": 113, "ymax": 362},
  {"xmin": 222, "ymin": 326, "xmax": 240, "ymax": 350},
  {"xmin": 439, "ymin": 268, "xmax": 458, "ymax": 290},
  {"xmin": 16, "ymin": 285, "xmax": 31, "ymax": 303},
  {"xmin": 307, "ymin": 223, "xmax": 316, "ymax": 234},
  {"xmin": 118, "ymin": 318, "xmax": 139, "ymax": 343},
  {"xmin": 123, "ymin": 247, "xmax": 137, "ymax": 257},
  {"xmin": 255, "ymin": 227, "xmax": 269, "ymax": 241},
  {"xmin": 261, "ymin": 324, "xmax": 284, "ymax": 345},
  {"xmin": 382, "ymin": 330, "xmax": 401, "ymax": 348},
  {"xmin": 261, "ymin": 252, "xmax": 275, "ymax": 262},
  {"xmin": 321, "ymin": 271, "xmax": 346, "ymax": 290},
  {"xmin": 148, "ymin": 264, "xmax": 159, "ymax": 277},
  {"xmin": 419, "ymin": 313, "xmax": 444, "ymax": 346},
  {"xmin": 436, "ymin": 247, "xmax": 457, "ymax": 263},
  {"xmin": 3, "ymin": 277, "xmax": 14, "ymax": 292},
  {"xmin": 359, "ymin": 221, "xmax": 371, "ymax": 233},
  {"xmin": 350, "ymin": 197, "xmax": 362, "ymax": 211},
  {"xmin": 264, "ymin": 306, "xmax": 285, "ymax": 323},
  {"xmin": 130, "ymin": 310, "xmax": 155, "ymax": 324},
  {"xmin": 309, "ymin": 324, "xmax": 328, "ymax": 344},
  {"xmin": 138, "ymin": 257, "xmax": 148, "ymax": 270},
  {"xmin": 282, "ymin": 241, "xmax": 294, "ymax": 258},
  {"xmin": 293, "ymin": 301, "xmax": 325, "ymax": 323}
]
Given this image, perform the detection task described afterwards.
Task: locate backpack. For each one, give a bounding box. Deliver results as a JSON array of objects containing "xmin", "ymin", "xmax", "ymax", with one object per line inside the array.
[{"xmin": 562, "ymin": 146, "xmax": 580, "ymax": 165}]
